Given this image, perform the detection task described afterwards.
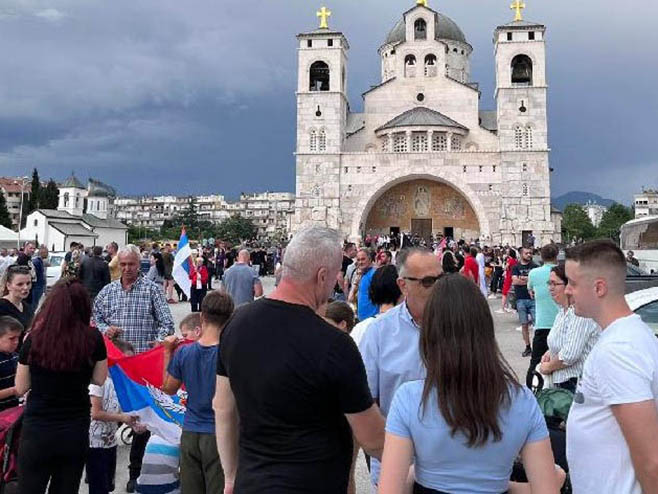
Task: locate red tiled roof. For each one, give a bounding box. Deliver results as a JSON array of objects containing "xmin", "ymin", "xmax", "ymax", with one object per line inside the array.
[{"xmin": 0, "ymin": 177, "xmax": 29, "ymax": 193}]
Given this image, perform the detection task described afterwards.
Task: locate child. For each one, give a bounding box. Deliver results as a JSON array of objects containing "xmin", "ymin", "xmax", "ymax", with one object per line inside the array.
[
  {"xmin": 0, "ymin": 316, "xmax": 22, "ymax": 411},
  {"xmin": 179, "ymin": 313, "xmax": 202, "ymax": 341},
  {"xmin": 162, "ymin": 290, "xmax": 234, "ymax": 494},
  {"xmin": 87, "ymin": 339, "xmax": 139, "ymax": 494},
  {"xmin": 324, "ymin": 301, "xmax": 356, "ymax": 334}
]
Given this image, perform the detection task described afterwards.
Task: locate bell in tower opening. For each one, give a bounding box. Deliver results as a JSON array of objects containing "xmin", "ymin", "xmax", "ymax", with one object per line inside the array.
[
  {"xmin": 511, "ymin": 54, "xmax": 533, "ymax": 85},
  {"xmin": 309, "ymin": 61, "xmax": 330, "ymax": 91}
]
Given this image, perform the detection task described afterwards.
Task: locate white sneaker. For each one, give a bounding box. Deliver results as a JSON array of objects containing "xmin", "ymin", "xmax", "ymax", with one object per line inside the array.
[{"xmin": 488, "ymin": 294, "xmax": 497, "ymax": 299}]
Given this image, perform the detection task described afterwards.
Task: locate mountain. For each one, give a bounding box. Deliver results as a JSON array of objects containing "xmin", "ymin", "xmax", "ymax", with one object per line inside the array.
[{"xmin": 552, "ymin": 191, "xmax": 617, "ymax": 211}]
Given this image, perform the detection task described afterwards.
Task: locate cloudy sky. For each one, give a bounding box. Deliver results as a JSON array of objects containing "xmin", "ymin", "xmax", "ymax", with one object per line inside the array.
[{"xmin": 0, "ymin": 0, "xmax": 656, "ymax": 203}]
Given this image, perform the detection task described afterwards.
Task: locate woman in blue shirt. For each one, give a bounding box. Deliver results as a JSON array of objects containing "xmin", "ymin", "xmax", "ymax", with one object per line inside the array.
[{"xmin": 379, "ymin": 274, "xmax": 559, "ymax": 494}]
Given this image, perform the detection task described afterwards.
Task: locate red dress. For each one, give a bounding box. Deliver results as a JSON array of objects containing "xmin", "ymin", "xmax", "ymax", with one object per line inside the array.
[
  {"xmin": 502, "ymin": 257, "xmax": 517, "ymax": 296},
  {"xmin": 462, "ymin": 256, "xmax": 479, "ymax": 284}
]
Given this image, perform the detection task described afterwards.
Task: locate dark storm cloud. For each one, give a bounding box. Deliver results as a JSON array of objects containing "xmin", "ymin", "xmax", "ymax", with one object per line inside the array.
[{"xmin": 0, "ymin": 0, "xmax": 656, "ymax": 202}]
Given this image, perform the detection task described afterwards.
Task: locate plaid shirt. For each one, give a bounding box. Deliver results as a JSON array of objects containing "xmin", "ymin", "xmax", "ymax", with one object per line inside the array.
[{"xmin": 93, "ymin": 275, "xmax": 175, "ymax": 353}]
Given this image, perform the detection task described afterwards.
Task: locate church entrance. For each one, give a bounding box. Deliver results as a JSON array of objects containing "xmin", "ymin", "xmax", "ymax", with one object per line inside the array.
[{"xmin": 363, "ymin": 178, "xmax": 480, "ymax": 242}]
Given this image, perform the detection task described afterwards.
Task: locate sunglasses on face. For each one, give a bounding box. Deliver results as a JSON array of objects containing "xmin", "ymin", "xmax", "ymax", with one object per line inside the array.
[{"xmin": 403, "ymin": 275, "xmax": 441, "ymax": 288}]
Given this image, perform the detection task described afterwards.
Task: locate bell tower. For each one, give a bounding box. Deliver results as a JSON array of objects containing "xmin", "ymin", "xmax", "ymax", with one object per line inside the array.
[{"xmin": 494, "ymin": 3, "xmax": 555, "ymax": 245}]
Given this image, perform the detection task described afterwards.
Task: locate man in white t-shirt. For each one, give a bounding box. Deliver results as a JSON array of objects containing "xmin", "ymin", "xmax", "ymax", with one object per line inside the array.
[{"xmin": 565, "ymin": 239, "xmax": 658, "ymax": 494}]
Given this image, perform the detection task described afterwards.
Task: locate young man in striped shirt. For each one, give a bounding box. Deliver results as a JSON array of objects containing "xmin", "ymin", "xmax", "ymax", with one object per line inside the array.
[{"xmin": 0, "ymin": 316, "xmax": 22, "ymax": 411}]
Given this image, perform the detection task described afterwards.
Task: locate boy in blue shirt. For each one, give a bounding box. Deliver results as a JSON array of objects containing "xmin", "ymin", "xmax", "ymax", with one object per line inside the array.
[
  {"xmin": 162, "ymin": 290, "xmax": 234, "ymax": 493},
  {"xmin": 0, "ymin": 316, "xmax": 22, "ymax": 411}
]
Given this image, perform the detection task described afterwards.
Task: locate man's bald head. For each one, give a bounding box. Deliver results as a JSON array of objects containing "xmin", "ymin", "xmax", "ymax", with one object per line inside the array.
[{"xmin": 238, "ymin": 249, "xmax": 251, "ymax": 263}]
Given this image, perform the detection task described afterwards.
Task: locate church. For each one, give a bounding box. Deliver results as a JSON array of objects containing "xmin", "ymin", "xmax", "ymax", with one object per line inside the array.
[{"xmin": 292, "ymin": 0, "xmax": 561, "ymax": 246}]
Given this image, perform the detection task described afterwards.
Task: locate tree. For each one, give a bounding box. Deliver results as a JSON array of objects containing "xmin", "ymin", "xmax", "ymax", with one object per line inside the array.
[
  {"xmin": 39, "ymin": 179, "xmax": 59, "ymax": 209},
  {"xmin": 27, "ymin": 168, "xmax": 41, "ymax": 213},
  {"xmin": 215, "ymin": 215, "xmax": 258, "ymax": 244},
  {"xmin": 562, "ymin": 204, "xmax": 596, "ymax": 243},
  {"xmin": 597, "ymin": 203, "xmax": 633, "ymax": 243},
  {"xmin": 0, "ymin": 193, "xmax": 12, "ymax": 229}
]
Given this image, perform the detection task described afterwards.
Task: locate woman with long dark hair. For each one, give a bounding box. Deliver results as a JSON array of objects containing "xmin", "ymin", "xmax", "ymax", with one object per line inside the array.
[
  {"xmin": 15, "ymin": 278, "xmax": 108, "ymax": 494},
  {"xmin": 147, "ymin": 252, "xmax": 166, "ymax": 290},
  {"xmin": 379, "ymin": 274, "xmax": 558, "ymax": 494}
]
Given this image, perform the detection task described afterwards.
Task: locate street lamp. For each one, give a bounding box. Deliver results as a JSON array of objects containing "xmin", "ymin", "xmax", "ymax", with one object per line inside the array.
[{"xmin": 16, "ymin": 175, "xmax": 29, "ymax": 249}]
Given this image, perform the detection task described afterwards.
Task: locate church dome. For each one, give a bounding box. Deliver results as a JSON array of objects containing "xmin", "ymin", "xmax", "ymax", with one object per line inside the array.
[{"xmin": 385, "ymin": 13, "xmax": 467, "ymax": 45}]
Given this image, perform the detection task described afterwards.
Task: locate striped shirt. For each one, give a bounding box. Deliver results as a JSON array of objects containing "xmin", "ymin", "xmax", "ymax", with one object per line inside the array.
[
  {"xmin": 547, "ymin": 306, "xmax": 601, "ymax": 384},
  {"xmin": 137, "ymin": 435, "xmax": 180, "ymax": 493},
  {"xmin": 0, "ymin": 352, "xmax": 18, "ymax": 411},
  {"xmin": 93, "ymin": 276, "xmax": 175, "ymax": 354}
]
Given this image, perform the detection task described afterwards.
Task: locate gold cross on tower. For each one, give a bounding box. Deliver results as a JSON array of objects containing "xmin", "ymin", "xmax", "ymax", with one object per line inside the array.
[
  {"xmin": 416, "ymin": 0, "xmax": 428, "ymax": 7},
  {"xmin": 317, "ymin": 6, "xmax": 331, "ymax": 29},
  {"xmin": 510, "ymin": 0, "xmax": 525, "ymax": 21}
]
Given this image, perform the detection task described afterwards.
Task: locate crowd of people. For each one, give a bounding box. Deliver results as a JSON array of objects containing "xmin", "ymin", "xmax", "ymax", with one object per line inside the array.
[{"xmin": 0, "ymin": 226, "xmax": 655, "ymax": 494}]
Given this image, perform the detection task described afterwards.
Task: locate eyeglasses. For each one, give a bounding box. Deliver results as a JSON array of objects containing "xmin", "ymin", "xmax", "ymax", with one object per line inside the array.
[
  {"xmin": 547, "ymin": 281, "xmax": 565, "ymax": 288},
  {"xmin": 403, "ymin": 275, "xmax": 441, "ymax": 288}
]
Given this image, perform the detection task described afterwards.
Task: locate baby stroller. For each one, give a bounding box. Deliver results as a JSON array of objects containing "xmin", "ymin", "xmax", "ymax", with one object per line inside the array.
[{"xmin": 0, "ymin": 406, "xmax": 23, "ymax": 494}]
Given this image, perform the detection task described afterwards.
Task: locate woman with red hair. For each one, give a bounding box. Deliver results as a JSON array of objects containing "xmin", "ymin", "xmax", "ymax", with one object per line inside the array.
[{"xmin": 15, "ymin": 278, "xmax": 108, "ymax": 494}]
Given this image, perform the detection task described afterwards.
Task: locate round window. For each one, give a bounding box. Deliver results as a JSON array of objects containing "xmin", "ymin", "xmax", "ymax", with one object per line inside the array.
[{"xmin": 416, "ymin": 93, "xmax": 425, "ymax": 102}]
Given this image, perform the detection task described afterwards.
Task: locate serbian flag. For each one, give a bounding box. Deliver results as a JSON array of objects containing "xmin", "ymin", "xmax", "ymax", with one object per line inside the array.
[
  {"xmin": 106, "ymin": 337, "xmax": 191, "ymax": 444},
  {"xmin": 173, "ymin": 228, "xmax": 192, "ymax": 298}
]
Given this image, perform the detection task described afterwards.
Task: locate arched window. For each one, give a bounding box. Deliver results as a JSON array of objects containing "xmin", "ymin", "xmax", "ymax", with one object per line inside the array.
[
  {"xmin": 309, "ymin": 61, "xmax": 330, "ymax": 91},
  {"xmin": 414, "ymin": 19, "xmax": 427, "ymax": 40},
  {"xmin": 525, "ymin": 126, "xmax": 534, "ymax": 149},
  {"xmin": 511, "ymin": 54, "xmax": 533, "ymax": 86},
  {"xmin": 75, "ymin": 194, "xmax": 80, "ymax": 207},
  {"xmin": 514, "ymin": 125, "xmax": 524, "ymax": 149},
  {"xmin": 450, "ymin": 134, "xmax": 462, "ymax": 151},
  {"xmin": 424, "ymin": 54, "xmax": 437, "ymax": 77},
  {"xmin": 63, "ymin": 192, "xmax": 69, "ymax": 208},
  {"xmin": 381, "ymin": 135, "xmax": 390, "ymax": 152},
  {"xmin": 309, "ymin": 130, "xmax": 318, "ymax": 152},
  {"xmin": 318, "ymin": 129, "xmax": 327, "ymax": 152},
  {"xmin": 404, "ymin": 55, "xmax": 416, "ymax": 78}
]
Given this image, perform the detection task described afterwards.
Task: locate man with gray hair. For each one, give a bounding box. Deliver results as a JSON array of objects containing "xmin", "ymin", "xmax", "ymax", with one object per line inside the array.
[
  {"xmin": 92, "ymin": 244, "xmax": 175, "ymax": 492},
  {"xmin": 214, "ymin": 226, "xmax": 385, "ymax": 494},
  {"xmin": 222, "ymin": 249, "xmax": 263, "ymax": 306},
  {"xmin": 358, "ymin": 246, "xmax": 442, "ymax": 486}
]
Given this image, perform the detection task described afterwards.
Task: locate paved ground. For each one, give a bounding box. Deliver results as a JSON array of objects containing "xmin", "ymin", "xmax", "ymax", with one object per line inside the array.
[{"xmin": 83, "ymin": 277, "xmax": 530, "ymax": 494}]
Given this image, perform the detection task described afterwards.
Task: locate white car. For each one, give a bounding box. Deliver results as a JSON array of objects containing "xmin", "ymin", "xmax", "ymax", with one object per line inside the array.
[
  {"xmin": 626, "ymin": 287, "xmax": 658, "ymax": 335},
  {"xmin": 46, "ymin": 252, "xmax": 67, "ymax": 288}
]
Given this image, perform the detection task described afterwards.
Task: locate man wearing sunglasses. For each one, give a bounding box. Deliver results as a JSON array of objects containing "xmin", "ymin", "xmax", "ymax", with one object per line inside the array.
[{"xmin": 358, "ymin": 247, "xmax": 442, "ymax": 487}]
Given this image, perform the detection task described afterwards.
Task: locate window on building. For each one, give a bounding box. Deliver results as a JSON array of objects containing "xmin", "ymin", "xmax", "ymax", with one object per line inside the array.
[
  {"xmin": 424, "ymin": 54, "xmax": 437, "ymax": 76},
  {"xmin": 514, "ymin": 125, "xmax": 524, "ymax": 149},
  {"xmin": 318, "ymin": 129, "xmax": 327, "ymax": 151},
  {"xmin": 381, "ymin": 135, "xmax": 390, "ymax": 152},
  {"xmin": 522, "ymin": 183, "xmax": 529, "ymax": 196},
  {"xmin": 489, "ymin": 184, "xmax": 493, "ymax": 191},
  {"xmin": 309, "ymin": 61, "xmax": 330, "ymax": 91},
  {"xmin": 411, "ymin": 132, "xmax": 428, "ymax": 152},
  {"xmin": 463, "ymin": 165, "xmax": 467, "ymax": 173},
  {"xmin": 327, "ymin": 39, "xmax": 333, "ymax": 47},
  {"xmin": 372, "ymin": 166, "xmax": 377, "ymax": 173},
  {"xmin": 493, "ymin": 165, "xmax": 497, "ymax": 172},
  {"xmin": 404, "ymin": 55, "xmax": 416, "ymax": 78},
  {"xmin": 432, "ymin": 133, "xmax": 447, "ymax": 151},
  {"xmin": 507, "ymin": 32, "xmax": 513, "ymax": 41},
  {"xmin": 33, "ymin": 219, "xmax": 37, "ymax": 226},
  {"xmin": 310, "ymin": 130, "xmax": 318, "ymax": 151},
  {"xmin": 414, "ymin": 19, "xmax": 427, "ymax": 40},
  {"xmin": 479, "ymin": 165, "xmax": 483, "ymax": 172},
  {"xmin": 525, "ymin": 126, "xmax": 534, "ymax": 149},
  {"xmin": 450, "ymin": 134, "xmax": 462, "ymax": 151},
  {"xmin": 511, "ymin": 54, "xmax": 533, "ymax": 86},
  {"xmin": 393, "ymin": 133, "xmax": 408, "ymax": 152},
  {"xmin": 523, "ymin": 163, "xmax": 528, "ymax": 172},
  {"xmin": 528, "ymin": 32, "xmax": 535, "ymax": 40},
  {"xmin": 307, "ymin": 40, "xmax": 312, "ymax": 48}
]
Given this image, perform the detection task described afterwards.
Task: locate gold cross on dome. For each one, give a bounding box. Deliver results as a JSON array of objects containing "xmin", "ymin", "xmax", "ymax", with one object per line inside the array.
[
  {"xmin": 317, "ymin": 6, "xmax": 331, "ymax": 29},
  {"xmin": 510, "ymin": 0, "xmax": 525, "ymax": 21},
  {"xmin": 416, "ymin": 0, "xmax": 428, "ymax": 7}
]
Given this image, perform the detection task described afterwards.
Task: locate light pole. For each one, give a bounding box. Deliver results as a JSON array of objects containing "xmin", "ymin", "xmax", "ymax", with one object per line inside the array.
[{"xmin": 16, "ymin": 175, "xmax": 29, "ymax": 249}]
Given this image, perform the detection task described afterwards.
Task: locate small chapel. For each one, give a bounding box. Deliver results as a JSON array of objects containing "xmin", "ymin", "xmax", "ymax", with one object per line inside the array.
[{"xmin": 292, "ymin": 0, "xmax": 562, "ymax": 245}]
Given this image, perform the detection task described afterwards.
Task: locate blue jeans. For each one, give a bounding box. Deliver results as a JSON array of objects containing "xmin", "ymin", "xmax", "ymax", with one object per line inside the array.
[{"xmin": 516, "ymin": 299, "xmax": 535, "ymax": 325}]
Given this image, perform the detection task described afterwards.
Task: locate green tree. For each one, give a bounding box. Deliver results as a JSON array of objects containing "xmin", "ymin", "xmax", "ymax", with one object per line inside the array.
[
  {"xmin": 215, "ymin": 215, "xmax": 258, "ymax": 244},
  {"xmin": 597, "ymin": 203, "xmax": 633, "ymax": 243},
  {"xmin": 0, "ymin": 193, "xmax": 12, "ymax": 229},
  {"xmin": 562, "ymin": 204, "xmax": 596, "ymax": 243},
  {"xmin": 39, "ymin": 179, "xmax": 59, "ymax": 209},
  {"xmin": 27, "ymin": 168, "xmax": 41, "ymax": 213}
]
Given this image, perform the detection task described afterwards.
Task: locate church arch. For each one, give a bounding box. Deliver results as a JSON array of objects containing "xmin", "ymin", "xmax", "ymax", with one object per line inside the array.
[
  {"xmin": 404, "ymin": 54, "xmax": 416, "ymax": 77},
  {"xmin": 350, "ymin": 171, "xmax": 491, "ymax": 240},
  {"xmin": 414, "ymin": 19, "xmax": 427, "ymax": 40},
  {"xmin": 511, "ymin": 54, "xmax": 533, "ymax": 86},
  {"xmin": 424, "ymin": 54, "xmax": 437, "ymax": 77},
  {"xmin": 309, "ymin": 61, "xmax": 330, "ymax": 91}
]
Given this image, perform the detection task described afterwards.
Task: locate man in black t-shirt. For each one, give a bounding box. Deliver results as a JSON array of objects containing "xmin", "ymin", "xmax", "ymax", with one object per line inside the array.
[
  {"xmin": 214, "ymin": 227, "xmax": 385, "ymax": 494},
  {"xmin": 512, "ymin": 247, "xmax": 538, "ymax": 357},
  {"xmin": 334, "ymin": 242, "xmax": 356, "ymax": 300}
]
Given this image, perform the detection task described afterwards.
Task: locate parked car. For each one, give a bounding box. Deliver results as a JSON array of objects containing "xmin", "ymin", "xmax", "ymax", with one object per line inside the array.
[
  {"xmin": 625, "ymin": 263, "xmax": 658, "ymax": 294},
  {"xmin": 626, "ymin": 287, "xmax": 658, "ymax": 336},
  {"xmin": 46, "ymin": 252, "xmax": 66, "ymax": 288}
]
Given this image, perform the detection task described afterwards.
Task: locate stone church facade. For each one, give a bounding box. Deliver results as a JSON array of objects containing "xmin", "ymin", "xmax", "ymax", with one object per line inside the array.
[{"xmin": 293, "ymin": 2, "xmax": 561, "ymax": 246}]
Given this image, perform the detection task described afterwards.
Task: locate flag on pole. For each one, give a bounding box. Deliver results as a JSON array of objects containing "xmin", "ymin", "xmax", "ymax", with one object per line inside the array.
[
  {"xmin": 172, "ymin": 228, "xmax": 191, "ymax": 298},
  {"xmin": 106, "ymin": 337, "xmax": 191, "ymax": 444}
]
